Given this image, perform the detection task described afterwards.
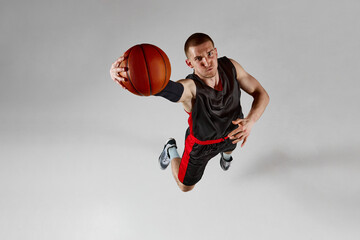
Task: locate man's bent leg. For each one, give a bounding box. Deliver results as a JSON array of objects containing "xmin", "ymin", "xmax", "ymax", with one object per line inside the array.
[{"xmin": 171, "ymin": 157, "xmax": 195, "ymax": 192}]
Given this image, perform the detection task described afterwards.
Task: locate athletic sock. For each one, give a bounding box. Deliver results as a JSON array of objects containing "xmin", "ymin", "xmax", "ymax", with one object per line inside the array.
[
  {"xmin": 168, "ymin": 146, "xmax": 180, "ymax": 160},
  {"xmin": 222, "ymin": 152, "xmax": 232, "ymax": 161}
]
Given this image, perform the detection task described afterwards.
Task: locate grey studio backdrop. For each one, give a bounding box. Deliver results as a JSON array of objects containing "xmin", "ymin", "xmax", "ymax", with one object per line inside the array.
[{"xmin": 1, "ymin": 0, "xmax": 359, "ymax": 239}]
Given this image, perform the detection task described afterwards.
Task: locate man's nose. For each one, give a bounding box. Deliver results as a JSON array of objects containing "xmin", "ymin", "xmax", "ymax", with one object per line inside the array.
[{"xmin": 202, "ymin": 57, "xmax": 209, "ymax": 67}]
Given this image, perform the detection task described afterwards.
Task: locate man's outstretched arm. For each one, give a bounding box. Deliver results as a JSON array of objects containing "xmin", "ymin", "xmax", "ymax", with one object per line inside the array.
[{"xmin": 110, "ymin": 55, "xmax": 195, "ymax": 112}]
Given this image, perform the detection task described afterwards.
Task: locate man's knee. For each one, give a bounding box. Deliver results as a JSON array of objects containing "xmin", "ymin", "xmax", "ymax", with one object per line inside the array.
[{"xmin": 179, "ymin": 184, "xmax": 195, "ymax": 192}]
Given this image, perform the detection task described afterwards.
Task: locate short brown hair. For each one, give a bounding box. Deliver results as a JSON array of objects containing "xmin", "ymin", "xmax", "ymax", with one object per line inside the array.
[{"xmin": 184, "ymin": 33, "xmax": 214, "ymax": 58}]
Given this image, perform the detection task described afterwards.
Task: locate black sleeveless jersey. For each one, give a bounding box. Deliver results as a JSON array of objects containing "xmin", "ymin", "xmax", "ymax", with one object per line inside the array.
[{"xmin": 186, "ymin": 56, "xmax": 244, "ymax": 141}]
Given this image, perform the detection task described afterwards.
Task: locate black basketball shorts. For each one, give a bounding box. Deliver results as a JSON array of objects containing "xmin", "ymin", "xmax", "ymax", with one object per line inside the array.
[{"xmin": 178, "ymin": 128, "xmax": 237, "ymax": 186}]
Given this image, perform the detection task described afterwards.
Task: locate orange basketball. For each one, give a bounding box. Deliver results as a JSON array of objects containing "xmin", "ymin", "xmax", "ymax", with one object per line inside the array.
[{"xmin": 120, "ymin": 44, "xmax": 171, "ymax": 96}]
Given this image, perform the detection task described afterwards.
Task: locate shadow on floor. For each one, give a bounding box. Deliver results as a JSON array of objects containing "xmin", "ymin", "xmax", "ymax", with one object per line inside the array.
[{"xmin": 237, "ymin": 146, "xmax": 360, "ymax": 224}]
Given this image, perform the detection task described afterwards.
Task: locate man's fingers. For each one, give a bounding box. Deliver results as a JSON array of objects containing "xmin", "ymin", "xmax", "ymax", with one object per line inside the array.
[
  {"xmin": 110, "ymin": 56, "xmax": 129, "ymax": 90},
  {"xmin": 229, "ymin": 118, "xmax": 252, "ymax": 145},
  {"xmin": 235, "ymin": 131, "xmax": 246, "ymax": 139},
  {"xmin": 112, "ymin": 67, "xmax": 128, "ymax": 76},
  {"xmin": 231, "ymin": 134, "xmax": 247, "ymax": 145},
  {"xmin": 114, "ymin": 76, "xmax": 126, "ymax": 82},
  {"xmin": 112, "ymin": 60, "xmax": 121, "ymax": 68},
  {"xmin": 111, "ymin": 67, "xmax": 127, "ymax": 80},
  {"xmin": 228, "ymin": 126, "xmax": 241, "ymax": 137},
  {"xmin": 228, "ymin": 130, "xmax": 237, "ymax": 139},
  {"xmin": 231, "ymin": 136, "xmax": 243, "ymax": 144},
  {"xmin": 112, "ymin": 56, "xmax": 126, "ymax": 68},
  {"xmin": 115, "ymin": 56, "xmax": 124, "ymax": 63},
  {"xmin": 241, "ymin": 137, "xmax": 248, "ymax": 147},
  {"xmin": 232, "ymin": 118, "xmax": 245, "ymax": 125},
  {"xmin": 228, "ymin": 126, "xmax": 246, "ymax": 139},
  {"xmin": 115, "ymin": 67, "xmax": 127, "ymax": 72},
  {"xmin": 112, "ymin": 61, "xmax": 118, "ymax": 68}
]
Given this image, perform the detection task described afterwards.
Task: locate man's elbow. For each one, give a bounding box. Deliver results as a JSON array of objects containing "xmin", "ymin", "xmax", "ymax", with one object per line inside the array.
[
  {"xmin": 263, "ymin": 90, "xmax": 270, "ymax": 106},
  {"xmin": 253, "ymin": 88, "xmax": 269, "ymax": 105}
]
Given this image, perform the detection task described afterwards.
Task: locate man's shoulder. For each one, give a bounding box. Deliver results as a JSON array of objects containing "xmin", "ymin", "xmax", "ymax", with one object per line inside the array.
[
  {"xmin": 178, "ymin": 78, "xmax": 195, "ymax": 87},
  {"xmin": 218, "ymin": 56, "xmax": 237, "ymax": 70},
  {"xmin": 184, "ymin": 72, "xmax": 198, "ymax": 81}
]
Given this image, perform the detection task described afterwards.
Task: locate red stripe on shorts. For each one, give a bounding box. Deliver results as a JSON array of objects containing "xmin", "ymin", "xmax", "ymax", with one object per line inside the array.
[
  {"xmin": 178, "ymin": 111, "xmax": 228, "ymax": 184},
  {"xmin": 178, "ymin": 134, "xmax": 196, "ymax": 183}
]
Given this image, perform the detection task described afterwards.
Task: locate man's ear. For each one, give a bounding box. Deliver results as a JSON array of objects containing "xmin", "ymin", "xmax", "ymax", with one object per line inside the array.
[{"xmin": 185, "ymin": 59, "xmax": 193, "ymax": 68}]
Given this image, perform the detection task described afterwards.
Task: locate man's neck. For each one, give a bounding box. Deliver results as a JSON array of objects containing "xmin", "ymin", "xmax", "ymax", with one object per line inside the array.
[{"xmin": 199, "ymin": 72, "xmax": 220, "ymax": 90}]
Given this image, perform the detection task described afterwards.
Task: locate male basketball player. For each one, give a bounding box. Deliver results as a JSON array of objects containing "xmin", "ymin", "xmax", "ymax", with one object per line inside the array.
[{"xmin": 110, "ymin": 33, "xmax": 269, "ymax": 192}]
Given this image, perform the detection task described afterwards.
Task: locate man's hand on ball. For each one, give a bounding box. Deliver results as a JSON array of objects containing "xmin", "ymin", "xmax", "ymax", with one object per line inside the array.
[{"xmin": 110, "ymin": 56, "xmax": 128, "ymax": 89}]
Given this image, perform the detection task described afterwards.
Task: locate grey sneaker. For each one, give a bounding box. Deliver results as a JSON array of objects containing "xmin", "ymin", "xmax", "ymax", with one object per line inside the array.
[
  {"xmin": 158, "ymin": 138, "xmax": 177, "ymax": 170},
  {"xmin": 220, "ymin": 152, "xmax": 233, "ymax": 171}
]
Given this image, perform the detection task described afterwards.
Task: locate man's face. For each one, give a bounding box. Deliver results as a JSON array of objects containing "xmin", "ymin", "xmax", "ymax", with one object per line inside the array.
[{"xmin": 186, "ymin": 41, "xmax": 218, "ymax": 79}]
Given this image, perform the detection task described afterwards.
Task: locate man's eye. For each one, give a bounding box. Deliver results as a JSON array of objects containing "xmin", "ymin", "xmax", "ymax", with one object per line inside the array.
[
  {"xmin": 208, "ymin": 51, "xmax": 213, "ymax": 57},
  {"xmin": 195, "ymin": 57, "xmax": 202, "ymax": 61}
]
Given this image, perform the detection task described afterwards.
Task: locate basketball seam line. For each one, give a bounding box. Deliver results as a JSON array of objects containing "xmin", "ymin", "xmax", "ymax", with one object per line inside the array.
[
  {"xmin": 153, "ymin": 46, "xmax": 168, "ymax": 91},
  {"xmin": 127, "ymin": 47, "xmax": 143, "ymax": 96},
  {"xmin": 139, "ymin": 44, "xmax": 152, "ymax": 95}
]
